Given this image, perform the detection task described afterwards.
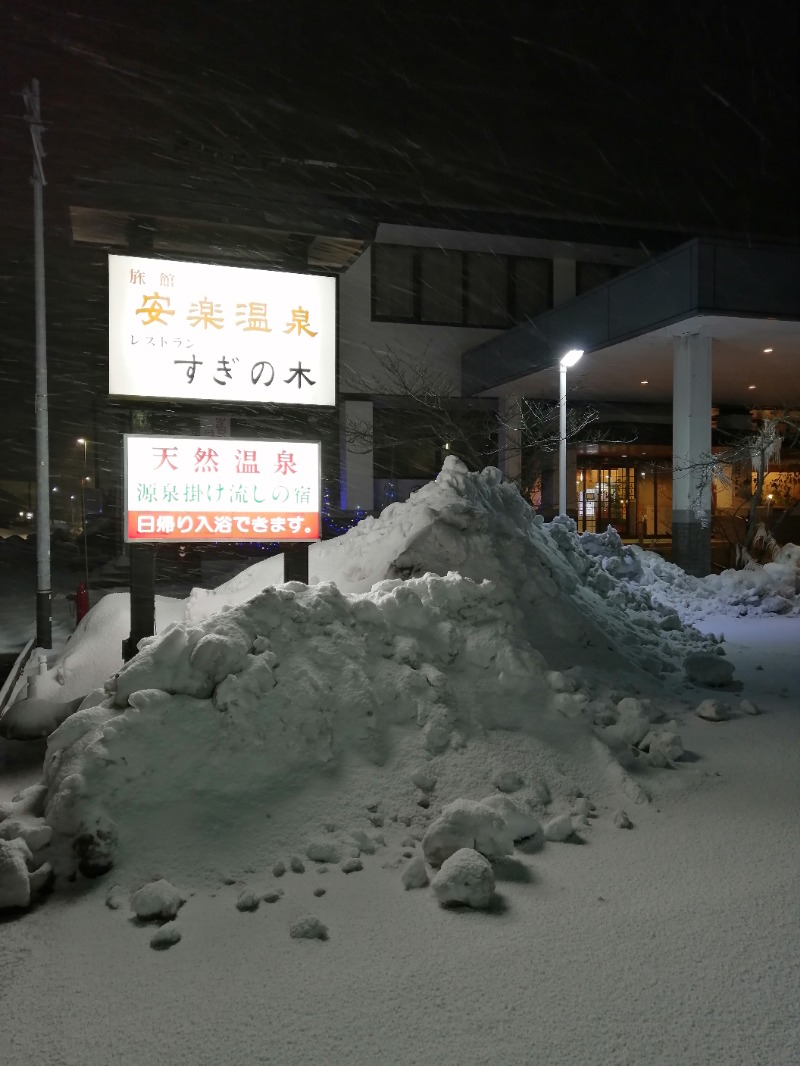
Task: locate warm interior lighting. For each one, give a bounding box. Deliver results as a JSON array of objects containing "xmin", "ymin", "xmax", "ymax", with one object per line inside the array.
[
  {"xmin": 763, "ymin": 348, "xmax": 773, "ymax": 353},
  {"xmin": 748, "ymin": 385, "xmax": 757, "ymax": 390},
  {"xmin": 640, "ymin": 380, "xmax": 649, "ymax": 385}
]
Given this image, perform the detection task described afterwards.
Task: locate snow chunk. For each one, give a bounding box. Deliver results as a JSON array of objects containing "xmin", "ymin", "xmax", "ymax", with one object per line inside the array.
[
  {"xmin": 131, "ymin": 879, "xmax": 184, "ymax": 920},
  {"xmin": 740, "ymin": 699, "xmax": 761, "ymax": 715},
  {"xmin": 0, "ymin": 838, "xmax": 32, "ymax": 910},
  {"xmin": 601, "ymin": 697, "xmax": 652, "ymax": 748},
  {"xmin": 544, "ymin": 814, "xmax": 575, "ymax": 842},
  {"xmin": 684, "ymin": 653, "xmax": 735, "ymax": 687},
  {"xmin": 306, "ymin": 841, "xmax": 340, "ymax": 864},
  {"xmin": 411, "ymin": 771, "xmax": 437, "ymax": 792},
  {"xmin": 638, "ymin": 730, "xmax": 684, "ymax": 762},
  {"xmin": 613, "ymin": 810, "xmax": 633, "ymax": 829},
  {"xmin": 348, "ymin": 829, "xmax": 376, "ymax": 856},
  {"xmin": 695, "ymin": 699, "xmax": 730, "ymax": 722},
  {"xmin": 431, "ymin": 848, "xmax": 495, "ymax": 909},
  {"xmin": 401, "ymin": 856, "xmax": 429, "ymax": 890},
  {"xmin": 422, "ymin": 798, "xmax": 514, "ymax": 867},
  {"xmin": 289, "ymin": 915, "xmax": 328, "ymax": 941},
  {"xmin": 479, "ymin": 794, "xmax": 543, "ymax": 844},
  {"xmin": 492, "ymin": 770, "xmax": 524, "ymax": 793},
  {"xmin": 150, "ymin": 922, "xmax": 182, "ymax": 949},
  {"xmin": 0, "ymin": 816, "xmax": 52, "ymax": 852},
  {"xmin": 236, "ymin": 889, "xmax": 260, "ymax": 912}
]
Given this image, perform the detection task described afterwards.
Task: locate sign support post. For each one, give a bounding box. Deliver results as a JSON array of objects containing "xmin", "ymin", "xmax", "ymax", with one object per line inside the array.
[
  {"xmin": 123, "ymin": 407, "xmax": 156, "ymax": 662},
  {"xmin": 283, "ymin": 543, "xmax": 309, "ymax": 584}
]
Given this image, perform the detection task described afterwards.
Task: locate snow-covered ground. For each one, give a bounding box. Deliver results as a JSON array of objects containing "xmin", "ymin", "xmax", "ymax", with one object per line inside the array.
[{"xmin": 1, "ymin": 459, "xmax": 798, "ymax": 1066}]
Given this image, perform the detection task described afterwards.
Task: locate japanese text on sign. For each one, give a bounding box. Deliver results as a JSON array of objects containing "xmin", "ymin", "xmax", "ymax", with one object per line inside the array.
[
  {"xmin": 109, "ymin": 256, "xmax": 336, "ymax": 406},
  {"xmin": 124, "ymin": 435, "xmax": 321, "ymax": 544}
]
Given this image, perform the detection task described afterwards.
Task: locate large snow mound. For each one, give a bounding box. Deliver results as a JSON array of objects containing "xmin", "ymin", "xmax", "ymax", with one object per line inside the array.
[
  {"xmin": 6, "ymin": 460, "xmax": 727, "ymax": 886},
  {"xmin": 40, "ymin": 570, "xmax": 604, "ymax": 875}
]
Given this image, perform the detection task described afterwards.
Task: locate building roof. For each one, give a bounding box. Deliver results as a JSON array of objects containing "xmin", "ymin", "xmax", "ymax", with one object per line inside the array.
[{"xmin": 462, "ymin": 238, "xmax": 800, "ymax": 408}]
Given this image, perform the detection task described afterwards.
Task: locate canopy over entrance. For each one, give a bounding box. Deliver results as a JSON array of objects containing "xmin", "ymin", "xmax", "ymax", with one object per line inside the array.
[{"xmin": 462, "ymin": 238, "xmax": 800, "ymax": 575}]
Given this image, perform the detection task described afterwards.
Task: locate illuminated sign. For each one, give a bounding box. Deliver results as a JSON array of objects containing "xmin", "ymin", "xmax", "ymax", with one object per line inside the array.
[
  {"xmin": 109, "ymin": 255, "xmax": 336, "ymax": 406},
  {"xmin": 124, "ymin": 435, "xmax": 321, "ymax": 543}
]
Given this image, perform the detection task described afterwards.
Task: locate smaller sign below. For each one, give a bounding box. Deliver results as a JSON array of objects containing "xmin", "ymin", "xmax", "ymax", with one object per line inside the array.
[{"xmin": 124, "ymin": 434, "xmax": 321, "ymax": 544}]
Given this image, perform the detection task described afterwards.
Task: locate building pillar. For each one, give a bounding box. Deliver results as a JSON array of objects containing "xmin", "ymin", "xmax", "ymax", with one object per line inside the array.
[
  {"xmin": 538, "ymin": 452, "xmax": 559, "ymax": 519},
  {"xmin": 339, "ymin": 400, "xmax": 374, "ymax": 512},
  {"xmin": 672, "ymin": 333, "xmax": 713, "ymax": 576},
  {"xmin": 497, "ymin": 396, "xmax": 523, "ymax": 485}
]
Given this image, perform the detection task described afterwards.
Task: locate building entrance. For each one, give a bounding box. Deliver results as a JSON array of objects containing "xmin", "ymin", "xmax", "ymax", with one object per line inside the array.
[{"xmin": 577, "ymin": 462, "xmax": 672, "ymax": 539}]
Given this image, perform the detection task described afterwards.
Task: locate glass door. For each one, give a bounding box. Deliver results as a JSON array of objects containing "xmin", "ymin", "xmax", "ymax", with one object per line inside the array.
[{"xmin": 578, "ymin": 466, "xmax": 637, "ymax": 536}]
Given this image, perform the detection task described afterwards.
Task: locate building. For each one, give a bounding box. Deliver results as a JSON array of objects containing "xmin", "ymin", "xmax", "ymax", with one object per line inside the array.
[
  {"xmin": 68, "ymin": 180, "xmax": 800, "ymax": 576},
  {"xmin": 337, "ymin": 219, "xmax": 800, "ymax": 575}
]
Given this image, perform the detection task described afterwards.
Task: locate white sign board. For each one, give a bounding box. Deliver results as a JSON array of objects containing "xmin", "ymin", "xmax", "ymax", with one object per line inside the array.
[
  {"xmin": 109, "ymin": 255, "xmax": 336, "ymax": 406},
  {"xmin": 124, "ymin": 435, "xmax": 321, "ymax": 543}
]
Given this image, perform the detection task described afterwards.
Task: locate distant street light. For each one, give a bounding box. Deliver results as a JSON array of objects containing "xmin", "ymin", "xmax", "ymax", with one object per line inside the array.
[{"xmin": 558, "ymin": 349, "xmax": 584, "ymax": 516}]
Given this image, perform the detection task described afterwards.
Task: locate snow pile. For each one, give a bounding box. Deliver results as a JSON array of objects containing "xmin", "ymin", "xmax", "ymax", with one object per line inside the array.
[
  {"xmin": 310, "ymin": 459, "xmax": 715, "ymax": 677},
  {"xmin": 38, "ymin": 568, "xmax": 613, "ymax": 878},
  {"xmin": 573, "ymin": 524, "xmax": 800, "ymax": 623},
  {"xmin": 1, "ymin": 460, "xmax": 734, "ymax": 902}
]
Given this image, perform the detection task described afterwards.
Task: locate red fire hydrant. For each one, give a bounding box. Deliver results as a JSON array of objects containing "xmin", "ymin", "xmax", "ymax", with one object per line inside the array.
[{"xmin": 75, "ymin": 580, "xmax": 90, "ymax": 625}]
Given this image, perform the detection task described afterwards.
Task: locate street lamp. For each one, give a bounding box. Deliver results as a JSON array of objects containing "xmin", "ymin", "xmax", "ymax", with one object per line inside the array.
[
  {"xmin": 77, "ymin": 438, "xmax": 89, "ymax": 590},
  {"xmin": 558, "ymin": 349, "xmax": 584, "ymax": 516}
]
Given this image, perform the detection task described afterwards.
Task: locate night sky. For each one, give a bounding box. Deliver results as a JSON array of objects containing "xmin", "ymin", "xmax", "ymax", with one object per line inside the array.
[{"xmin": 1, "ymin": 0, "xmax": 798, "ymax": 482}]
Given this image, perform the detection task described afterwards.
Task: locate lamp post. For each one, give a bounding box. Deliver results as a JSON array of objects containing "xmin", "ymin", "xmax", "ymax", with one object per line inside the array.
[
  {"xmin": 77, "ymin": 438, "xmax": 90, "ymax": 590},
  {"xmin": 558, "ymin": 349, "xmax": 584, "ymax": 517},
  {"xmin": 23, "ymin": 79, "xmax": 51, "ymax": 649}
]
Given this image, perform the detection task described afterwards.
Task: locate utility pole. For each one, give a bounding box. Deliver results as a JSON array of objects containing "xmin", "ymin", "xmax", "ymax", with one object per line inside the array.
[{"xmin": 23, "ymin": 79, "xmax": 51, "ymax": 649}]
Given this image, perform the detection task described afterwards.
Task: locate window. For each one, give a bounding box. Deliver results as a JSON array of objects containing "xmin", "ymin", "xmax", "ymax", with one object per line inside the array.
[
  {"xmin": 372, "ymin": 245, "xmax": 415, "ymax": 320},
  {"xmin": 466, "ymin": 253, "xmax": 507, "ymax": 327},
  {"xmin": 372, "ymin": 244, "xmax": 552, "ymax": 327},
  {"xmin": 576, "ymin": 260, "xmax": 622, "ymax": 296},
  {"xmin": 512, "ymin": 257, "xmax": 552, "ymax": 320},
  {"xmin": 420, "ymin": 249, "xmax": 463, "ymax": 324}
]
